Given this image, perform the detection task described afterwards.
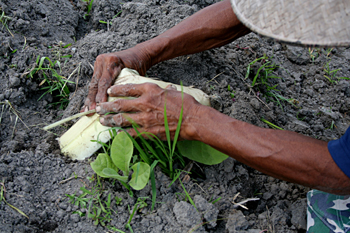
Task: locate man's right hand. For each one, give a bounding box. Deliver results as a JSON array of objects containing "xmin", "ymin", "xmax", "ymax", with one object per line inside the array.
[{"xmin": 82, "ymin": 49, "xmax": 149, "ymax": 113}]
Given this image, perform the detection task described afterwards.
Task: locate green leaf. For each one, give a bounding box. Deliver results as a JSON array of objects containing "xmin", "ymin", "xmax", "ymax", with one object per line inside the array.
[
  {"xmin": 102, "ymin": 168, "xmax": 128, "ymax": 183},
  {"xmin": 129, "ymin": 162, "xmax": 150, "ymax": 190},
  {"xmin": 91, "ymin": 153, "xmax": 118, "ymax": 178},
  {"xmin": 177, "ymin": 141, "xmax": 228, "ymax": 165},
  {"xmin": 111, "ymin": 131, "xmax": 133, "ymax": 175}
]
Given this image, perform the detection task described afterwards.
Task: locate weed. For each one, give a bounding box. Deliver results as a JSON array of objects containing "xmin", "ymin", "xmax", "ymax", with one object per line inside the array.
[
  {"xmin": 179, "ymin": 179, "xmax": 196, "ymax": 209},
  {"xmin": 125, "ymin": 197, "xmax": 149, "ymax": 232},
  {"xmin": 0, "ymin": 179, "xmax": 28, "ymax": 218},
  {"xmin": 227, "ymin": 85, "xmax": 235, "ymax": 100},
  {"xmin": 0, "ymin": 100, "xmax": 29, "ymax": 138},
  {"xmin": 296, "ymin": 112, "xmax": 306, "ymax": 121},
  {"xmin": 82, "ymin": 0, "xmax": 94, "ymax": 19},
  {"xmin": 66, "ymin": 181, "xmax": 118, "ymax": 226},
  {"xmin": 50, "ymin": 41, "xmax": 72, "ymax": 61},
  {"xmin": 99, "ymin": 20, "xmax": 112, "ymax": 25},
  {"xmin": 323, "ymin": 61, "xmax": 350, "ymax": 84},
  {"xmin": 115, "ymin": 196, "xmax": 122, "ymax": 205},
  {"xmin": 0, "ymin": 8, "xmax": 14, "ymax": 37},
  {"xmin": 323, "ymin": 47, "xmax": 333, "ymax": 58},
  {"xmin": 261, "ymin": 118, "xmax": 284, "ymax": 130},
  {"xmin": 308, "ymin": 47, "xmax": 320, "ymax": 62},
  {"xmin": 210, "ymin": 196, "xmax": 222, "ymax": 204},
  {"xmin": 245, "ymin": 55, "xmax": 297, "ymax": 110},
  {"xmin": 26, "ymin": 56, "xmax": 74, "ymax": 109}
]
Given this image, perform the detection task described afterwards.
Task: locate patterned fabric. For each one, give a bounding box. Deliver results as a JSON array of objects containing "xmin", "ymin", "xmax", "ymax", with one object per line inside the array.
[{"xmin": 307, "ymin": 190, "xmax": 350, "ymax": 233}]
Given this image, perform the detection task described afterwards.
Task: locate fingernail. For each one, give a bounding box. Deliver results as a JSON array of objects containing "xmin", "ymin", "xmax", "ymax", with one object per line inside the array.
[
  {"xmin": 107, "ymin": 88, "xmax": 111, "ymax": 94},
  {"xmin": 96, "ymin": 106, "xmax": 101, "ymax": 112},
  {"xmin": 84, "ymin": 106, "xmax": 88, "ymax": 112},
  {"xmin": 100, "ymin": 118, "xmax": 104, "ymax": 124}
]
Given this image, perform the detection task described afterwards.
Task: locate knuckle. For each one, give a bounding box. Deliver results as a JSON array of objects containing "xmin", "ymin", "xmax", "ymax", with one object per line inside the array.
[
  {"xmin": 144, "ymin": 83, "xmax": 159, "ymax": 91},
  {"xmin": 99, "ymin": 77, "xmax": 113, "ymax": 87}
]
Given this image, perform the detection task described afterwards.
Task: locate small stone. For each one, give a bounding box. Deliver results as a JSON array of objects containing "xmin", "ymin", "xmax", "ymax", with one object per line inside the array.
[
  {"xmin": 291, "ymin": 199, "xmax": 307, "ymax": 230},
  {"xmin": 59, "ymin": 202, "xmax": 68, "ymax": 210},
  {"xmin": 194, "ymin": 195, "xmax": 219, "ymax": 228},
  {"xmin": 173, "ymin": 201, "xmax": 202, "ymax": 228},
  {"xmin": 70, "ymin": 214, "xmax": 80, "ymax": 223},
  {"xmin": 224, "ymin": 157, "xmax": 235, "ymax": 173},
  {"xmin": 9, "ymin": 76, "xmax": 21, "ymax": 87},
  {"xmin": 226, "ymin": 210, "xmax": 250, "ymax": 233}
]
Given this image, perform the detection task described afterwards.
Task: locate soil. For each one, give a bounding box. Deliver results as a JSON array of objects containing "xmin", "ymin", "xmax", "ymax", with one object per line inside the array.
[{"xmin": 1, "ymin": 0, "xmax": 349, "ymax": 232}]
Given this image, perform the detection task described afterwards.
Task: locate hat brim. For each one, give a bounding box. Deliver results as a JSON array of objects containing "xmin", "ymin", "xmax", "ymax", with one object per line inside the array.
[{"xmin": 230, "ymin": 0, "xmax": 350, "ymax": 47}]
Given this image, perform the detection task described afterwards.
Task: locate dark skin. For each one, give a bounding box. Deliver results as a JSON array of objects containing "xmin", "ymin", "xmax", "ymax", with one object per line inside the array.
[{"xmin": 84, "ymin": 0, "xmax": 350, "ymax": 195}]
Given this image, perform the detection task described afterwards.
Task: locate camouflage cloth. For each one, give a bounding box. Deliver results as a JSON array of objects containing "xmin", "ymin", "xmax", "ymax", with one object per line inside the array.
[{"xmin": 307, "ymin": 190, "xmax": 350, "ymax": 233}]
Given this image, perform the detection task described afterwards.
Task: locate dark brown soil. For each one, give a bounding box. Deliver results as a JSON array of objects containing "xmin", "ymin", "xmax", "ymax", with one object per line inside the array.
[{"xmin": 0, "ymin": 0, "xmax": 349, "ymax": 232}]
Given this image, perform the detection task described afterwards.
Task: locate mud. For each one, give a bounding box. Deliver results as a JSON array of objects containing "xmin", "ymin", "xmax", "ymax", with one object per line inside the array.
[{"xmin": 0, "ymin": 0, "xmax": 349, "ymax": 232}]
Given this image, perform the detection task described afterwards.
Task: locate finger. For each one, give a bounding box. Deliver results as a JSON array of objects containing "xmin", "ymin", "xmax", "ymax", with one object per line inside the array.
[
  {"xmin": 83, "ymin": 73, "xmax": 100, "ymax": 111},
  {"xmin": 125, "ymin": 126, "xmax": 178, "ymax": 141},
  {"xmin": 165, "ymin": 84, "xmax": 177, "ymax": 90},
  {"xmin": 100, "ymin": 113, "xmax": 140, "ymax": 128},
  {"xmin": 96, "ymin": 98, "xmax": 142, "ymax": 115},
  {"xmin": 95, "ymin": 66, "xmax": 121, "ymax": 104},
  {"xmin": 107, "ymin": 83, "xmax": 161, "ymax": 98}
]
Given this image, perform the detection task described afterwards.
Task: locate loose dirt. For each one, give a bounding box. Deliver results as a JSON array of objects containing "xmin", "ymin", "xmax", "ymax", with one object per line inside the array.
[{"xmin": 1, "ymin": 0, "xmax": 349, "ymax": 232}]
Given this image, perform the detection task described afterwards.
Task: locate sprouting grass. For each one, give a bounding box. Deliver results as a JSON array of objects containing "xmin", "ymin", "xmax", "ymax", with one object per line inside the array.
[
  {"xmin": 261, "ymin": 118, "xmax": 284, "ymax": 130},
  {"xmin": 245, "ymin": 55, "xmax": 298, "ymax": 110},
  {"xmin": 66, "ymin": 177, "xmax": 118, "ymax": 226},
  {"xmin": 82, "ymin": 0, "xmax": 94, "ymax": 19},
  {"xmin": 25, "ymin": 55, "xmax": 75, "ymax": 109},
  {"xmin": 125, "ymin": 197, "xmax": 149, "ymax": 232},
  {"xmin": 0, "ymin": 8, "xmax": 13, "ymax": 37},
  {"xmin": 323, "ymin": 61, "xmax": 350, "ymax": 84},
  {"xmin": 1, "ymin": 179, "xmax": 28, "ymax": 219},
  {"xmin": 308, "ymin": 47, "xmax": 320, "ymax": 62},
  {"xmin": 0, "ymin": 100, "xmax": 29, "ymax": 138}
]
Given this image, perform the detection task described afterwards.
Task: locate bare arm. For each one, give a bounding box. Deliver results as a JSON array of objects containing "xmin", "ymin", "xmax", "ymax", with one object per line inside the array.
[
  {"xmin": 135, "ymin": 0, "xmax": 250, "ymax": 71},
  {"xmin": 97, "ymin": 83, "xmax": 350, "ymax": 195},
  {"xmin": 83, "ymin": 0, "xmax": 250, "ymax": 111}
]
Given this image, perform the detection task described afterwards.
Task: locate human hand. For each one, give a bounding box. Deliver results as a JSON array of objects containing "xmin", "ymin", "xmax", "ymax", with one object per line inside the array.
[
  {"xmin": 82, "ymin": 49, "xmax": 150, "ymax": 114},
  {"xmin": 95, "ymin": 83, "xmax": 203, "ymax": 141}
]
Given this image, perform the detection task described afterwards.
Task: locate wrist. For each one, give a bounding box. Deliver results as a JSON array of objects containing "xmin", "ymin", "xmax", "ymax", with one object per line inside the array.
[{"xmin": 182, "ymin": 104, "xmax": 225, "ymax": 142}]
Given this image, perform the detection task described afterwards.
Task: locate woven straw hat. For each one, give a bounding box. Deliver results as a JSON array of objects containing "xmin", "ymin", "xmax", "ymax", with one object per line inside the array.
[{"xmin": 230, "ymin": 0, "xmax": 350, "ymax": 46}]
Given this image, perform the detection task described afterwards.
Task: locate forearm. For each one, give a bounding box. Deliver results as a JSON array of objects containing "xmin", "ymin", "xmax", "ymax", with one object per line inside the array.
[
  {"xmin": 186, "ymin": 105, "xmax": 350, "ymax": 195},
  {"xmin": 132, "ymin": 0, "xmax": 250, "ymax": 70}
]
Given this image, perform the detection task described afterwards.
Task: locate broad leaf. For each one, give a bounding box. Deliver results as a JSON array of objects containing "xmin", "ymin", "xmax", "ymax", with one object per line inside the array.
[
  {"xmin": 102, "ymin": 168, "xmax": 128, "ymax": 183},
  {"xmin": 91, "ymin": 153, "xmax": 118, "ymax": 178},
  {"xmin": 177, "ymin": 140, "xmax": 228, "ymax": 165},
  {"xmin": 129, "ymin": 162, "xmax": 150, "ymax": 190},
  {"xmin": 111, "ymin": 131, "xmax": 133, "ymax": 175}
]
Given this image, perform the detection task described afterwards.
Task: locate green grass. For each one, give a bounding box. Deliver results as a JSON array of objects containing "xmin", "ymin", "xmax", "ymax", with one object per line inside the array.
[
  {"xmin": 1, "ymin": 179, "xmax": 28, "ymax": 219},
  {"xmin": 323, "ymin": 61, "xmax": 350, "ymax": 84},
  {"xmin": 66, "ymin": 176, "xmax": 117, "ymax": 227},
  {"xmin": 245, "ymin": 55, "xmax": 298, "ymax": 110},
  {"xmin": 261, "ymin": 118, "xmax": 284, "ymax": 130},
  {"xmin": 82, "ymin": 0, "xmax": 94, "ymax": 19},
  {"xmin": 26, "ymin": 56, "xmax": 75, "ymax": 109},
  {"xmin": 0, "ymin": 8, "xmax": 13, "ymax": 37}
]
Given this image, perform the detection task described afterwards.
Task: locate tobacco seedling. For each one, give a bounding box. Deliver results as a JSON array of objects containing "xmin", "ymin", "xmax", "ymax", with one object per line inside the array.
[{"xmin": 91, "ymin": 131, "xmax": 151, "ymax": 192}]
